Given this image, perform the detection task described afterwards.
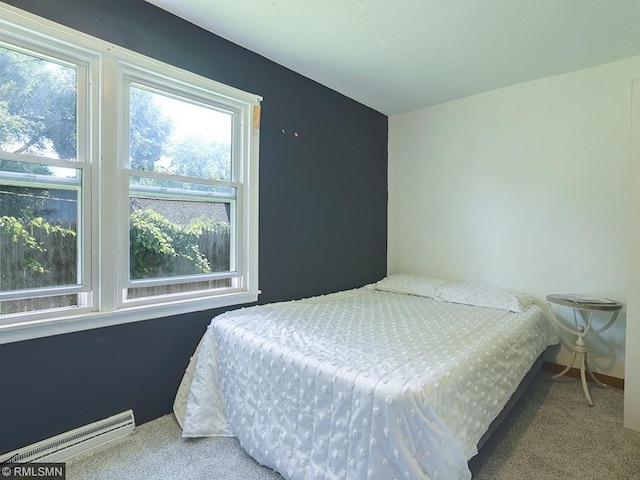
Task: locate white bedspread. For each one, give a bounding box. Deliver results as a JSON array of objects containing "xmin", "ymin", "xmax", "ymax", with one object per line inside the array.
[{"xmin": 174, "ymin": 287, "xmax": 557, "ymax": 480}]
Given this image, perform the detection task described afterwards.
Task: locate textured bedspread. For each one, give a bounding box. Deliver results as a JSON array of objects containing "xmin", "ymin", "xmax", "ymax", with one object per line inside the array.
[{"xmin": 174, "ymin": 287, "xmax": 557, "ymax": 480}]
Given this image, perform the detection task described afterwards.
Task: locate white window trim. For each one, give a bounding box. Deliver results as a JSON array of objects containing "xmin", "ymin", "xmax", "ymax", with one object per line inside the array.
[
  {"xmin": 0, "ymin": 4, "xmax": 261, "ymax": 345},
  {"xmin": 114, "ymin": 61, "xmax": 251, "ymax": 308}
]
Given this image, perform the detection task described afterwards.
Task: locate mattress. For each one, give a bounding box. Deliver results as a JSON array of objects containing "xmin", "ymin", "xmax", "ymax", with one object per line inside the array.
[{"xmin": 174, "ymin": 284, "xmax": 557, "ymax": 480}]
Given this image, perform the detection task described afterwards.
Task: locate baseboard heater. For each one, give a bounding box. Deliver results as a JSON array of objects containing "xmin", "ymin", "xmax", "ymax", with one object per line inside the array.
[{"xmin": 0, "ymin": 410, "xmax": 135, "ymax": 464}]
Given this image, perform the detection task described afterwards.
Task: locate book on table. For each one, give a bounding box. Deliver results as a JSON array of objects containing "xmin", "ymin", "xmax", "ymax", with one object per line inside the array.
[{"xmin": 554, "ymin": 294, "xmax": 615, "ymax": 305}]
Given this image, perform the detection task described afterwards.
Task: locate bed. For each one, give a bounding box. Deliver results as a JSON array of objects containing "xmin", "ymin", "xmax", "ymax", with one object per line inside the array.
[{"xmin": 174, "ymin": 274, "xmax": 558, "ymax": 480}]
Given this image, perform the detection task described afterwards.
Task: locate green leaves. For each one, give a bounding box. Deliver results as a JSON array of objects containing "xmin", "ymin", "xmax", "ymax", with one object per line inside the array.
[
  {"xmin": 0, "ymin": 215, "xmax": 76, "ymax": 274},
  {"xmin": 0, "ymin": 46, "xmax": 77, "ymax": 159},
  {"xmin": 165, "ymin": 133, "xmax": 231, "ymax": 181},
  {"xmin": 129, "ymin": 87, "xmax": 172, "ymax": 171},
  {"xmin": 129, "ymin": 208, "xmax": 227, "ymax": 279}
]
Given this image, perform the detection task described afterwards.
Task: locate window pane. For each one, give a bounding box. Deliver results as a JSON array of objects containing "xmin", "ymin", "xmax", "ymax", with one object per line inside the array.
[
  {"xmin": 129, "ymin": 178, "xmax": 233, "ymax": 282},
  {"xmin": 129, "ymin": 85, "xmax": 232, "ymax": 181},
  {"xmin": 0, "ymin": 159, "xmax": 80, "ymax": 181},
  {"xmin": 0, "ymin": 163, "xmax": 81, "ymax": 294},
  {"xmin": 0, "ymin": 46, "xmax": 77, "ymax": 160},
  {"xmin": 129, "ymin": 174, "xmax": 235, "ymax": 199},
  {"xmin": 1, "ymin": 293, "xmax": 78, "ymax": 315},
  {"xmin": 127, "ymin": 279, "xmax": 231, "ymax": 301}
]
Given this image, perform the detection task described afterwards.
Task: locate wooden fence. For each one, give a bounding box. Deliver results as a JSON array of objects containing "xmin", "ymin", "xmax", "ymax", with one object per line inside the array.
[
  {"xmin": 0, "ymin": 219, "xmax": 77, "ymax": 314},
  {"xmin": 1, "ymin": 218, "xmax": 231, "ymax": 313},
  {"xmin": 0, "ymin": 219, "xmax": 77, "ymax": 289},
  {"xmin": 128, "ymin": 225, "xmax": 231, "ymax": 299}
]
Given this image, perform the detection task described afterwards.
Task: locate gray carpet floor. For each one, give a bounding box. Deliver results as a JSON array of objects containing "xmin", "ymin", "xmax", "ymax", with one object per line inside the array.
[{"xmin": 66, "ymin": 371, "xmax": 640, "ymax": 479}]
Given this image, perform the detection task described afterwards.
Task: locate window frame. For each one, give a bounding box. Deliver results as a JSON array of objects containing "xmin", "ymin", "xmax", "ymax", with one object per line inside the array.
[
  {"xmin": 0, "ymin": 4, "xmax": 261, "ymax": 345},
  {"xmin": 118, "ymin": 66, "xmax": 247, "ymax": 304}
]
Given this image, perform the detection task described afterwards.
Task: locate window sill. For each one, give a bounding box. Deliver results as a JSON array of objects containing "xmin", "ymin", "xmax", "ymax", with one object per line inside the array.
[{"xmin": 0, "ymin": 290, "xmax": 260, "ymax": 345}]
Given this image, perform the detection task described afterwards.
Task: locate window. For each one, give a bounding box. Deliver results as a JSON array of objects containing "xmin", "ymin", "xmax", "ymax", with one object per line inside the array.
[
  {"xmin": 0, "ymin": 40, "xmax": 93, "ymax": 318},
  {"xmin": 0, "ymin": 5, "xmax": 261, "ymax": 343}
]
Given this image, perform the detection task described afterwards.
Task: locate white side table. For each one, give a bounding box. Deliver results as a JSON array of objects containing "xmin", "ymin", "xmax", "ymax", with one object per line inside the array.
[{"xmin": 546, "ymin": 294, "xmax": 623, "ymax": 406}]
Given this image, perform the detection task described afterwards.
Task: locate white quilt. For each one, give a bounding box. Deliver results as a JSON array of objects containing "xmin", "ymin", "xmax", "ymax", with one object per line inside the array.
[{"xmin": 174, "ymin": 287, "xmax": 557, "ymax": 480}]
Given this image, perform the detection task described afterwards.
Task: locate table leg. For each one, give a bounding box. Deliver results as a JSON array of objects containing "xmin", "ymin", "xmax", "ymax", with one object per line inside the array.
[
  {"xmin": 574, "ymin": 336, "xmax": 594, "ymax": 406},
  {"xmin": 552, "ymin": 352, "xmax": 576, "ymax": 379},
  {"xmin": 585, "ymin": 357, "xmax": 607, "ymax": 389}
]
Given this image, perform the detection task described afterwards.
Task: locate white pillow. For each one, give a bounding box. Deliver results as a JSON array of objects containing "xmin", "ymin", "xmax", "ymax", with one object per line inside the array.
[
  {"xmin": 433, "ymin": 281, "xmax": 534, "ymax": 313},
  {"xmin": 374, "ymin": 274, "xmax": 449, "ymax": 298}
]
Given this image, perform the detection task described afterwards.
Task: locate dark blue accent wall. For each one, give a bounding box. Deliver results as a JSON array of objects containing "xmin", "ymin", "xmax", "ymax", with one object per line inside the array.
[{"xmin": 0, "ymin": 0, "xmax": 387, "ymax": 454}]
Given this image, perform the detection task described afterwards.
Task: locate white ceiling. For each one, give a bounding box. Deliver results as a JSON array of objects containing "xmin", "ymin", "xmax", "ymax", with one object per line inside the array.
[{"xmin": 146, "ymin": 0, "xmax": 640, "ymax": 116}]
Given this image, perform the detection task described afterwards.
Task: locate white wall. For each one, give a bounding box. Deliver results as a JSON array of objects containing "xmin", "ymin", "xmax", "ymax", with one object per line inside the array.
[
  {"xmin": 389, "ymin": 55, "xmax": 640, "ymax": 384},
  {"xmin": 625, "ymin": 79, "xmax": 640, "ymax": 430}
]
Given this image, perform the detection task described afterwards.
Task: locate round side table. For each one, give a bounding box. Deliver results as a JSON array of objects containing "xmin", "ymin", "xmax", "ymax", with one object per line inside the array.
[{"xmin": 546, "ymin": 294, "xmax": 623, "ymax": 406}]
